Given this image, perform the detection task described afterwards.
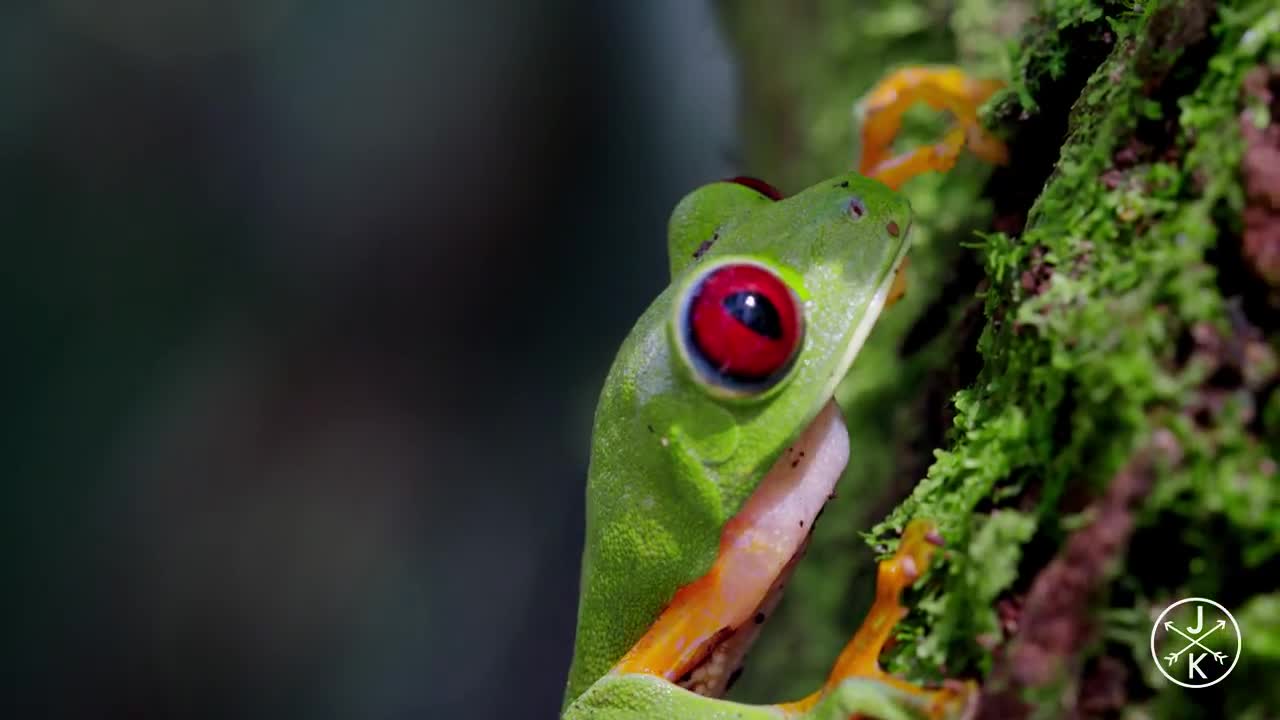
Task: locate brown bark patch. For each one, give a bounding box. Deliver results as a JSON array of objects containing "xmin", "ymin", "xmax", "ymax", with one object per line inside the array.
[
  {"xmin": 974, "ymin": 433, "xmax": 1181, "ymax": 720},
  {"xmin": 1241, "ymin": 65, "xmax": 1280, "ymax": 286},
  {"xmin": 1020, "ymin": 246, "xmax": 1054, "ymax": 296}
]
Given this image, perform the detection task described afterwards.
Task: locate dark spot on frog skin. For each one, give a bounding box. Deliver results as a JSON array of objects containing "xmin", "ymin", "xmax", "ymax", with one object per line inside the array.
[
  {"xmin": 790, "ymin": 459, "xmax": 799, "ymax": 469},
  {"xmin": 799, "ymin": 520, "xmax": 805, "ymax": 528},
  {"xmin": 754, "ymin": 612, "xmax": 766, "ymax": 625},
  {"xmin": 834, "ymin": 180, "xmax": 849, "ymax": 189},
  {"xmin": 886, "ymin": 220, "xmax": 901, "ymax": 237},
  {"xmin": 692, "ymin": 232, "xmax": 719, "ymax": 260},
  {"xmin": 646, "ymin": 424, "xmax": 654, "ymax": 433}
]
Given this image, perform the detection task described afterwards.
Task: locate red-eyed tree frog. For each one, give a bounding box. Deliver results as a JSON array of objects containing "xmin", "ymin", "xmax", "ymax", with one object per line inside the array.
[{"xmin": 564, "ymin": 67, "xmax": 1007, "ymax": 720}]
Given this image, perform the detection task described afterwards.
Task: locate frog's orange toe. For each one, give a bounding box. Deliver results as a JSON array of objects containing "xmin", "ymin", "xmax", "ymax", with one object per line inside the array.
[
  {"xmin": 778, "ymin": 519, "xmax": 976, "ymax": 719},
  {"xmin": 857, "ymin": 65, "xmax": 1008, "ymax": 189},
  {"xmin": 825, "ymin": 519, "xmax": 942, "ymax": 681}
]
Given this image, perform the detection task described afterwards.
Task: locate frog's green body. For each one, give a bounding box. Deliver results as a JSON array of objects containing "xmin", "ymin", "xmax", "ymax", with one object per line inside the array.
[
  {"xmin": 563, "ymin": 174, "xmax": 916, "ymax": 718},
  {"xmin": 562, "ymin": 62, "xmax": 1007, "ymax": 719}
]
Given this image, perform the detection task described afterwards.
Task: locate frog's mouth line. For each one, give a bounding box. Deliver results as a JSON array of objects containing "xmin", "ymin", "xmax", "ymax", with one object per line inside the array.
[{"xmin": 613, "ymin": 399, "xmax": 850, "ymax": 698}]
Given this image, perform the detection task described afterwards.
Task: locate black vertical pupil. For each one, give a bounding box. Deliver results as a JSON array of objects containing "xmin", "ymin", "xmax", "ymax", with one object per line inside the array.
[{"xmin": 722, "ymin": 291, "xmax": 782, "ymax": 339}]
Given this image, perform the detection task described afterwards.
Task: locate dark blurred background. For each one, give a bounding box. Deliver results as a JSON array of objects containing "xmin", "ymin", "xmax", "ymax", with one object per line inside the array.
[{"xmin": 5, "ymin": 1, "xmax": 740, "ymax": 717}]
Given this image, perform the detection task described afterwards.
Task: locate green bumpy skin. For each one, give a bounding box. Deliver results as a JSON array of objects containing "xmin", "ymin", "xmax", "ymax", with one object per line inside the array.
[
  {"xmin": 567, "ymin": 674, "xmax": 938, "ymax": 720},
  {"xmin": 563, "ymin": 172, "xmax": 912, "ymax": 716}
]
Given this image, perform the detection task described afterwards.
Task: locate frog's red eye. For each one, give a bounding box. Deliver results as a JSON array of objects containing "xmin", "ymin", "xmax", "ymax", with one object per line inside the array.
[
  {"xmin": 725, "ymin": 176, "xmax": 784, "ymax": 201},
  {"xmin": 680, "ymin": 262, "xmax": 804, "ymax": 394}
]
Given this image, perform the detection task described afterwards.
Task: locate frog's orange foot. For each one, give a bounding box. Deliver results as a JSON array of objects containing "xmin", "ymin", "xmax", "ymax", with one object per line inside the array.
[
  {"xmin": 884, "ymin": 256, "xmax": 910, "ymax": 310},
  {"xmin": 779, "ymin": 520, "xmax": 976, "ymax": 719},
  {"xmin": 858, "ymin": 66, "xmax": 1007, "ymax": 190}
]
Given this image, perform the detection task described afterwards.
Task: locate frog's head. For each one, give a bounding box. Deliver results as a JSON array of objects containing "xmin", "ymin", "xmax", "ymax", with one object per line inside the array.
[
  {"xmin": 669, "ymin": 172, "xmax": 911, "ymax": 409},
  {"xmin": 588, "ymin": 173, "xmax": 912, "ymax": 697}
]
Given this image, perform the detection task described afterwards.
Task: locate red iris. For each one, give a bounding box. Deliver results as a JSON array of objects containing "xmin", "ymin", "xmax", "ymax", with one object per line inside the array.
[{"xmin": 686, "ymin": 264, "xmax": 803, "ymax": 384}]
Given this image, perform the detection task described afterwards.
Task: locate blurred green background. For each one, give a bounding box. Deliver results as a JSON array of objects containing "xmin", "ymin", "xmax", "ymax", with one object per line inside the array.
[{"xmin": 4, "ymin": 1, "xmax": 743, "ymax": 717}]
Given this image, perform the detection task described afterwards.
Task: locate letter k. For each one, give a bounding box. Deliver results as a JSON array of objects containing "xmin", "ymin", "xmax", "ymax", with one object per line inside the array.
[{"xmin": 1188, "ymin": 652, "xmax": 1207, "ymax": 680}]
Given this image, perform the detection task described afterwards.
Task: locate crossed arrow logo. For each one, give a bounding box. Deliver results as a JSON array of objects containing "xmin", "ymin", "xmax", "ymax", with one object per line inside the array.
[
  {"xmin": 1162, "ymin": 618, "xmax": 1228, "ymax": 667},
  {"xmin": 1150, "ymin": 598, "xmax": 1242, "ymax": 689}
]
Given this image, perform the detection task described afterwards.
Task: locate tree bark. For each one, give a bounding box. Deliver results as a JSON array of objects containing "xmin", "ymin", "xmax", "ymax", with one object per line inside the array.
[{"xmin": 717, "ymin": 1, "xmax": 1280, "ymax": 717}]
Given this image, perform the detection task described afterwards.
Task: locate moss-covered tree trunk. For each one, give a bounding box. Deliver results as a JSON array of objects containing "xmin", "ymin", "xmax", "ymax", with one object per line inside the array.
[{"xmin": 717, "ymin": 1, "xmax": 1280, "ymax": 717}]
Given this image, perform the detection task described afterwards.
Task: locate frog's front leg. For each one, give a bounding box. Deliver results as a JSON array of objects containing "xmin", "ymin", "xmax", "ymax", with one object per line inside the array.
[
  {"xmin": 566, "ymin": 520, "xmax": 974, "ymax": 720},
  {"xmin": 778, "ymin": 520, "xmax": 975, "ymax": 720},
  {"xmin": 857, "ymin": 66, "xmax": 1007, "ymax": 191}
]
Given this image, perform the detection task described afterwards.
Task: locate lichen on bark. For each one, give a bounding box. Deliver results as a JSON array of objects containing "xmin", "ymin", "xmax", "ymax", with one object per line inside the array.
[{"xmin": 717, "ymin": 0, "xmax": 1280, "ymax": 716}]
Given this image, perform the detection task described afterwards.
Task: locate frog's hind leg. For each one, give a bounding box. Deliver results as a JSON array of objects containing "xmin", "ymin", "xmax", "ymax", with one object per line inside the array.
[
  {"xmin": 858, "ymin": 66, "xmax": 1007, "ymax": 190},
  {"xmin": 776, "ymin": 520, "xmax": 976, "ymax": 719}
]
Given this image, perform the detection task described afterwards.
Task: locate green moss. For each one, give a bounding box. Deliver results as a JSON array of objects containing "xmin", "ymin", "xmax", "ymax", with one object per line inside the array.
[
  {"xmin": 904, "ymin": 509, "xmax": 1038, "ymax": 680},
  {"xmin": 721, "ymin": 0, "xmax": 1279, "ymax": 712},
  {"xmin": 870, "ymin": 0, "xmax": 1280, "ymax": 712}
]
